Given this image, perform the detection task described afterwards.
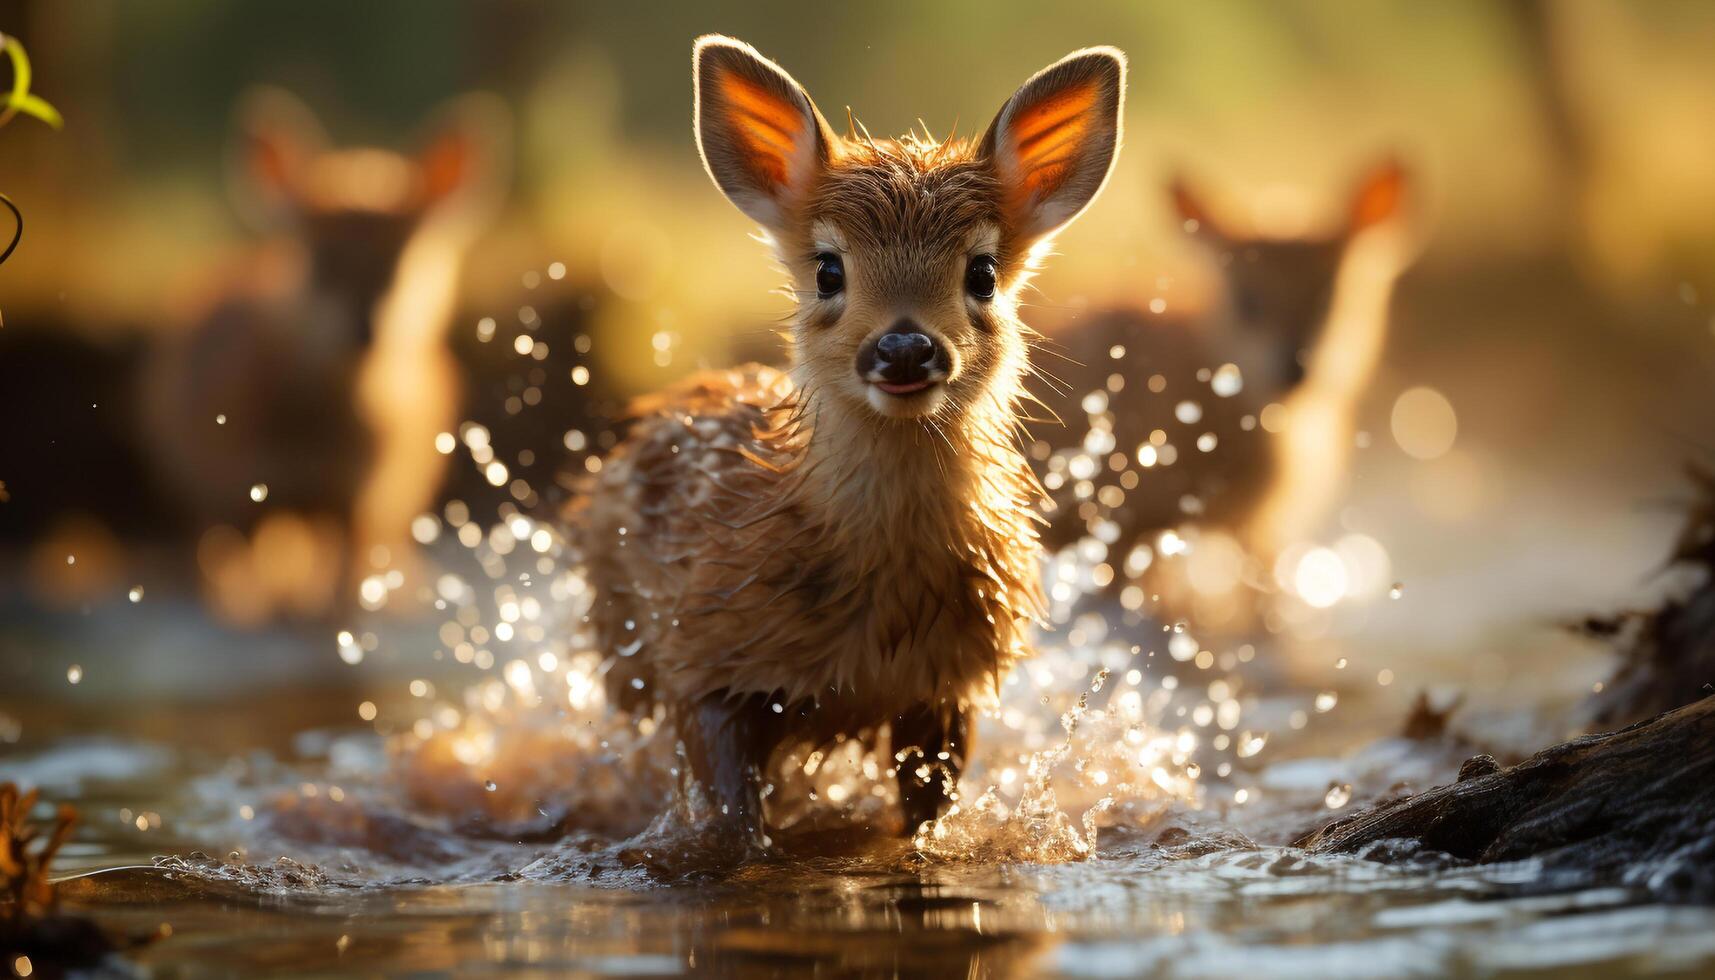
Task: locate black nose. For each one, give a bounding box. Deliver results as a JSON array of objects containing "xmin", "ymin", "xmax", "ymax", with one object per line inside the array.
[
  {"xmin": 858, "ymin": 322, "xmax": 947, "ymax": 388},
  {"xmin": 876, "ymin": 331, "xmax": 934, "ymax": 368}
]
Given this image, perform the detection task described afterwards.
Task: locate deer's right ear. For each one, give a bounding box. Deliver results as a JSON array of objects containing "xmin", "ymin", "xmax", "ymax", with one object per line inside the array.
[
  {"xmin": 694, "ymin": 36, "xmax": 833, "ymax": 232},
  {"xmin": 229, "ymin": 87, "xmax": 326, "ymax": 224},
  {"xmin": 1347, "ymin": 157, "xmax": 1409, "ymax": 234}
]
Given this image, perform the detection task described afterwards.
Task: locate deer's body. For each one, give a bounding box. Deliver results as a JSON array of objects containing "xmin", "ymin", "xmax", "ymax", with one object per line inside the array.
[
  {"xmin": 575, "ymin": 37, "xmax": 1126, "ymax": 842},
  {"xmin": 1037, "ymin": 308, "xmax": 1273, "ymax": 552},
  {"xmin": 143, "ymin": 90, "xmax": 505, "ymax": 619},
  {"xmin": 1039, "ymin": 163, "xmax": 1412, "ymax": 572}
]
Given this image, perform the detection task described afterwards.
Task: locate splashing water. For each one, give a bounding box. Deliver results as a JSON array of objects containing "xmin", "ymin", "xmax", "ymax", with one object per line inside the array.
[{"xmin": 203, "ymin": 280, "xmax": 1347, "ymax": 879}]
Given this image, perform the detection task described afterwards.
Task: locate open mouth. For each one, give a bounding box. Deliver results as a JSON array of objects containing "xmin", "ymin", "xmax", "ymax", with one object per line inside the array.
[{"xmin": 873, "ymin": 379, "xmax": 935, "ymax": 396}]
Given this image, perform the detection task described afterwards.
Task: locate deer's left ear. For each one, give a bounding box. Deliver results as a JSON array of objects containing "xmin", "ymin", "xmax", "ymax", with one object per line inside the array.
[
  {"xmin": 1346, "ymin": 157, "xmax": 1408, "ymax": 234},
  {"xmin": 981, "ymin": 47, "xmax": 1126, "ymax": 243},
  {"xmin": 417, "ymin": 93, "xmax": 513, "ymax": 208}
]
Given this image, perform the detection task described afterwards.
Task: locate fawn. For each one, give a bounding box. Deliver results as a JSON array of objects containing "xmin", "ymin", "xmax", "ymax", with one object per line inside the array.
[
  {"xmin": 574, "ymin": 36, "xmax": 1125, "ymax": 843},
  {"xmin": 142, "ymin": 88, "xmax": 506, "ymax": 620},
  {"xmin": 1037, "ymin": 161, "xmax": 1411, "ymax": 599}
]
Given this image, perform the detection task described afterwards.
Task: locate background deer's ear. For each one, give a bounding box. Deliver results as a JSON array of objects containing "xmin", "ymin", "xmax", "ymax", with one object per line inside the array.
[
  {"xmin": 694, "ymin": 35, "xmax": 833, "ymax": 232},
  {"xmin": 1347, "ymin": 157, "xmax": 1408, "ymax": 234},
  {"xmin": 1169, "ymin": 173, "xmax": 1225, "ymax": 239},
  {"xmin": 416, "ymin": 92, "xmax": 513, "ymax": 213},
  {"xmin": 981, "ymin": 48, "xmax": 1126, "ymax": 243},
  {"xmin": 228, "ymin": 86, "xmax": 327, "ymax": 226}
]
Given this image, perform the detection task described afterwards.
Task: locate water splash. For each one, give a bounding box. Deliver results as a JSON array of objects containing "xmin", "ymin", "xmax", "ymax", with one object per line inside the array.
[{"xmin": 195, "ymin": 270, "xmax": 1410, "ymax": 877}]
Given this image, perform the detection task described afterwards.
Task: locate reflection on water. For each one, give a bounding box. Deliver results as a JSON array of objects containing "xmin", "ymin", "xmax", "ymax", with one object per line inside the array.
[
  {"xmin": 4, "ymin": 681, "xmax": 1711, "ymax": 978},
  {"xmin": 59, "ymin": 848, "xmax": 1715, "ymax": 977}
]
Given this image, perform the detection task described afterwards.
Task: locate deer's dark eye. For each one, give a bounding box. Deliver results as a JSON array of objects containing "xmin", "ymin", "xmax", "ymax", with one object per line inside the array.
[
  {"xmin": 965, "ymin": 255, "xmax": 997, "ymax": 300},
  {"xmin": 814, "ymin": 253, "xmax": 844, "ymax": 298}
]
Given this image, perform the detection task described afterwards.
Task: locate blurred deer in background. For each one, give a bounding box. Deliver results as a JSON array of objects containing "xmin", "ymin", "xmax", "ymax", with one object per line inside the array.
[
  {"xmin": 1037, "ymin": 159, "xmax": 1413, "ymax": 626},
  {"xmin": 142, "ymin": 88, "xmax": 509, "ymax": 623}
]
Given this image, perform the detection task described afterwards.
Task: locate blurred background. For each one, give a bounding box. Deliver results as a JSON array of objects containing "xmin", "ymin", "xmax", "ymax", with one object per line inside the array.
[{"xmin": 2, "ymin": 0, "xmax": 1714, "ymax": 742}]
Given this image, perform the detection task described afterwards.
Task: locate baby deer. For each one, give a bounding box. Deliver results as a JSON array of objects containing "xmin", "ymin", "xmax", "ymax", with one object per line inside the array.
[{"xmin": 575, "ymin": 36, "xmax": 1125, "ymax": 843}]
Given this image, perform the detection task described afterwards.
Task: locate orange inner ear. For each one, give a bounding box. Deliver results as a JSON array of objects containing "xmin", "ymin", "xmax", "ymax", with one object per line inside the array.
[
  {"xmin": 717, "ymin": 69, "xmax": 805, "ymax": 189},
  {"xmin": 1170, "ymin": 179, "xmax": 1208, "ymax": 226},
  {"xmin": 421, "ymin": 135, "xmax": 471, "ymax": 202},
  {"xmin": 1351, "ymin": 165, "xmax": 1405, "ymax": 230},
  {"xmin": 249, "ymin": 134, "xmax": 295, "ymax": 195},
  {"xmin": 1007, "ymin": 80, "xmax": 1098, "ymax": 201}
]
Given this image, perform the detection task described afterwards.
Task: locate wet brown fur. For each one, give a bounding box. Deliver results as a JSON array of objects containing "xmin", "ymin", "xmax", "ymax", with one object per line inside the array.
[{"xmin": 578, "ymin": 138, "xmax": 1047, "ymax": 740}]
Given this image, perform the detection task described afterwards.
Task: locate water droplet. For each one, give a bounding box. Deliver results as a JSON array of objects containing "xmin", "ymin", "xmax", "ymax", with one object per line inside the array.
[
  {"xmin": 337, "ymin": 633, "xmax": 364, "ymax": 665},
  {"xmin": 128, "ymin": 586, "xmax": 144, "ymax": 603},
  {"xmin": 66, "ymin": 665, "xmax": 82, "ymax": 685},
  {"xmin": 1324, "ymin": 783, "xmax": 1352, "ymax": 809},
  {"xmin": 484, "ymin": 780, "xmax": 497, "ymax": 792},
  {"xmin": 215, "ymin": 414, "xmax": 227, "ymax": 425},
  {"xmin": 1210, "ymin": 363, "xmax": 1243, "ymax": 397},
  {"xmin": 1388, "ymin": 582, "xmax": 1404, "ymax": 600},
  {"xmin": 249, "ymin": 483, "xmax": 268, "ymax": 503},
  {"xmin": 1314, "ymin": 690, "xmax": 1338, "ymax": 713}
]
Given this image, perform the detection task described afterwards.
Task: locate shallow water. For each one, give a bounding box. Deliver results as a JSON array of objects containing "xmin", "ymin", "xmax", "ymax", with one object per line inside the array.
[
  {"xmin": 3, "ymin": 529, "xmax": 1708, "ymax": 978},
  {"xmin": 6, "ymin": 672, "xmax": 1715, "ymax": 979}
]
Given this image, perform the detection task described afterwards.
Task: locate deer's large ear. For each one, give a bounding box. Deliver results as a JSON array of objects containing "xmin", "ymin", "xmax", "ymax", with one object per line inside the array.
[
  {"xmin": 1168, "ymin": 173, "xmax": 1227, "ymax": 240},
  {"xmin": 1346, "ymin": 157, "xmax": 1408, "ymax": 234},
  {"xmin": 416, "ymin": 92, "xmax": 513, "ymax": 211},
  {"xmin": 981, "ymin": 48, "xmax": 1126, "ymax": 243},
  {"xmin": 694, "ymin": 35, "xmax": 834, "ymax": 232},
  {"xmin": 228, "ymin": 87, "xmax": 327, "ymax": 224}
]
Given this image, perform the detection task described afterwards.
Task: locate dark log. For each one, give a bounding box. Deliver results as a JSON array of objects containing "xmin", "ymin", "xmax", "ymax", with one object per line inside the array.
[
  {"xmin": 1582, "ymin": 462, "xmax": 1715, "ymax": 726},
  {"xmin": 1297, "ymin": 696, "xmax": 1715, "ymax": 900}
]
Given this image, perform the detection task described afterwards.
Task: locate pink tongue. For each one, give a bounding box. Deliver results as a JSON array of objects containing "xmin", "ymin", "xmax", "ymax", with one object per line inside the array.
[{"xmin": 876, "ymin": 380, "xmax": 930, "ymax": 395}]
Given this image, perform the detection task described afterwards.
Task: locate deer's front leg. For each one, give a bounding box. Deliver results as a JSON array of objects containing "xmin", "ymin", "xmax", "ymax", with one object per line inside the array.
[
  {"xmin": 683, "ymin": 692, "xmax": 781, "ymax": 846},
  {"xmin": 892, "ymin": 700, "xmax": 971, "ymax": 836}
]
